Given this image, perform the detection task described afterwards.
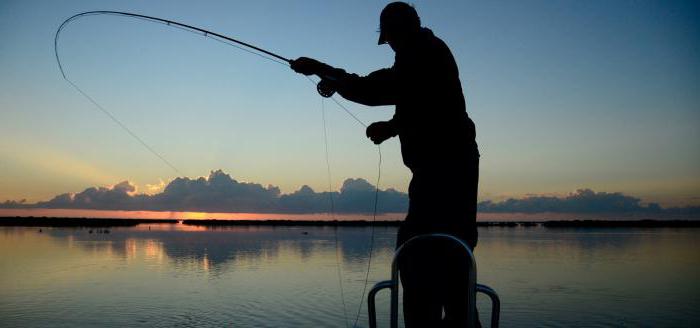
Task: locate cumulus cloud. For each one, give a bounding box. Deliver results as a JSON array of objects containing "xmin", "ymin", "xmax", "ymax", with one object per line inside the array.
[
  {"xmin": 38, "ymin": 181, "xmax": 138, "ymax": 210},
  {"xmin": 2, "ymin": 170, "xmax": 407, "ymax": 214},
  {"xmin": 1, "ymin": 199, "xmax": 27, "ymax": 209},
  {"xmin": 144, "ymin": 179, "xmax": 166, "ymax": 194},
  {"xmin": 2, "ymin": 172, "xmax": 697, "ymax": 216},
  {"xmin": 284, "ymin": 178, "xmax": 409, "ymax": 214},
  {"xmin": 477, "ymin": 189, "xmax": 686, "ymax": 214},
  {"xmin": 149, "ymin": 171, "xmax": 282, "ymax": 212}
]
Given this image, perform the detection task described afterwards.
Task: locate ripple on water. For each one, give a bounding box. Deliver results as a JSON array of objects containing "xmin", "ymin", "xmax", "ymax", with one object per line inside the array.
[{"xmin": 1, "ymin": 226, "xmax": 699, "ymax": 327}]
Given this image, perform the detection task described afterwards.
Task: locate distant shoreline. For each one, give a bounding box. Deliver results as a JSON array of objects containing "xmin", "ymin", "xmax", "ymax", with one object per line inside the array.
[
  {"xmin": 1, "ymin": 216, "xmax": 699, "ymax": 228},
  {"xmin": 0, "ymin": 217, "xmax": 178, "ymax": 227}
]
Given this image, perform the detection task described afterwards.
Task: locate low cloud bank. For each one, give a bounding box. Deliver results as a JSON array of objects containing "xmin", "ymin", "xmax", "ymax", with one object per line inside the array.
[
  {"xmin": 1, "ymin": 170, "xmax": 407, "ymax": 214},
  {"xmin": 2, "ymin": 170, "xmax": 698, "ymax": 217},
  {"xmin": 478, "ymin": 189, "xmax": 699, "ymax": 217}
]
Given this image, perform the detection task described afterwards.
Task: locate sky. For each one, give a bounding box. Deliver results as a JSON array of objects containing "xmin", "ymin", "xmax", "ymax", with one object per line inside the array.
[{"xmin": 1, "ymin": 0, "xmax": 699, "ymax": 217}]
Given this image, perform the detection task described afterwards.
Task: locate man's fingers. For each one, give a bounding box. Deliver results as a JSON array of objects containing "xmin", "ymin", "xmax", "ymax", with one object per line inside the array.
[
  {"xmin": 370, "ymin": 135, "xmax": 385, "ymax": 145},
  {"xmin": 290, "ymin": 58, "xmax": 315, "ymax": 75},
  {"xmin": 366, "ymin": 122, "xmax": 393, "ymax": 144}
]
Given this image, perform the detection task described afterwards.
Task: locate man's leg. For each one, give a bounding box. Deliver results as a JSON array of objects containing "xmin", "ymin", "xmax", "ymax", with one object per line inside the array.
[
  {"xmin": 397, "ymin": 173, "xmax": 442, "ymax": 327},
  {"xmin": 442, "ymin": 245, "xmax": 480, "ymax": 328},
  {"xmin": 398, "ymin": 229, "xmax": 443, "ymax": 328},
  {"xmin": 442, "ymin": 156, "xmax": 481, "ymax": 327}
]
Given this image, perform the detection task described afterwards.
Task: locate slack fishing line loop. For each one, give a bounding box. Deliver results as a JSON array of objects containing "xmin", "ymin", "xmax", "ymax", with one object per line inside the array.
[
  {"xmin": 321, "ymin": 98, "xmax": 351, "ymax": 328},
  {"xmin": 54, "ymin": 11, "xmax": 290, "ymax": 176},
  {"xmin": 56, "ymin": 11, "xmax": 382, "ymax": 327},
  {"xmin": 320, "ymin": 96, "xmax": 383, "ymax": 328},
  {"xmin": 308, "ymin": 75, "xmax": 380, "ymax": 327}
]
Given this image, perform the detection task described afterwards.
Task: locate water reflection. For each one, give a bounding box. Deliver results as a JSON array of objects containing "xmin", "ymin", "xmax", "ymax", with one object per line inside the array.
[
  {"xmin": 39, "ymin": 224, "xmax": 396, "ymax": 276},
  {"xmin": 1, "ymin": 225, "xmax": 698, "ymax": 327}
]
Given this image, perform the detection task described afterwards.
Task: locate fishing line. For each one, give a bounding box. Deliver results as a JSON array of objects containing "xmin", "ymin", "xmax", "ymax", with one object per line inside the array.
[
  {"xmin": 55, "ymin": 11, "xmax": 382, "ymax": 327},
  {"xmin": 321, "ymin": 98, "xmax": 350, "ymax": 328},
  {"xmin": 321, "ymin": 87, "xmax": 382, "ymax": 328},
  {"xmin": 54, "ymin": 11, "xmax": 291, "ymax": 174},
  {"xmin": 62, "ymin": 78, "xmax": 184, "ymax": 175},
  {"xmin": 353, "ymin": 146, "xmax": 380, "ymax": 328},
  {"xmin": 309, "ymin": 76, "xmax": 381, "ymax": 327}
]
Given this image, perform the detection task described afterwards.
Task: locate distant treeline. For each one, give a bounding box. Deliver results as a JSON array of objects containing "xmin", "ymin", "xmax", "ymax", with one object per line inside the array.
[
  {"xmin": 186, "ymin": 219, "xmax": 700, "ymax": 227},
  {"xmin": 0, "ymin": 217, "xmax": 177, "ymax": 227},
  {"xmin": 181, "ymin": 220, "xmax": 539, "ymax": 227},
  {"xmin": 1, "ymin": 217, "xmax": 699, "ymax": 228},
  {"xmin": 541, "ymin": 219, "xmax": 700, "ymax": 228},
  {"xmin": 182, "ymin": 219, "xmax": 402, "ymax": 227}
]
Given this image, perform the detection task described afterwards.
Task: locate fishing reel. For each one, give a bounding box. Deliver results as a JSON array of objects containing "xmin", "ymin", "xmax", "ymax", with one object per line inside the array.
[{"xmin": 316, "ymin": 78, "xmax": 336, "ymax": 98}]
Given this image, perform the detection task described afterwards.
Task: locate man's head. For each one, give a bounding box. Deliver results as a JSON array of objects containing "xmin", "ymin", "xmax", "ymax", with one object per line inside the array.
[{"xmin": 378, "ymin": 2, "xmax": 421, "ymax": 51}]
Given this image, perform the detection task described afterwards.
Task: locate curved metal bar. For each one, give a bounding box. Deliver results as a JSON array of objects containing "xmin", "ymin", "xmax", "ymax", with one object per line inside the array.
[
  {"xmin": 385, "ymin": 234, "xmax": 479, "ymax": 328},
  {"xmin": 477, "ymin": 284, "xmax": 501, "ymax": 328},
  {"xmin": 392, "ymin": 234, "xmax": 477, "ymax": 328},
  {"xmin": 368, "ymin": 280, "xmax": 393, "ymax": 328},
  {"xmin": 367, "ymin": 233, "xmax": 502, "ymax": 328}
]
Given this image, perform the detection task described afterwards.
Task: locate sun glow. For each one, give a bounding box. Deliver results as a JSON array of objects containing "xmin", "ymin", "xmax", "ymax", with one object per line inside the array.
[{"xmin": 0, "ymin": 208, "xmax": 405, "ymax": 221}]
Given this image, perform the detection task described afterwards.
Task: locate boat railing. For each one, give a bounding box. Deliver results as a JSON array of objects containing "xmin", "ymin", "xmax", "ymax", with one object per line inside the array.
[{"xmin": 367, "ymin": 233, "xmax": 500, "ymax": 328}]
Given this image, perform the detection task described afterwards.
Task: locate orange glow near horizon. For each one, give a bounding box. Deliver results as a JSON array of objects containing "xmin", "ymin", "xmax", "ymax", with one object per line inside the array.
[
  {"xmin": 0, "ymin": 208, "xmax": 407, "ymax": 221},
  {"xmin": 0, "ymin": 208, "xmax": 601, "ymax": 222}
]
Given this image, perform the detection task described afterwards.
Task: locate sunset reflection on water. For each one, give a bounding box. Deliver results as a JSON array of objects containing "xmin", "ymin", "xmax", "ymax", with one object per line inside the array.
[{"xmin": 1, "ymin": 225, "xmax": 698, "ymax": 327}]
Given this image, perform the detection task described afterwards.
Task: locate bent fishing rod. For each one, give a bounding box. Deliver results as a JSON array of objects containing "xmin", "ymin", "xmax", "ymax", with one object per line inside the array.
[
  {"xmin": 56, "ymin": 11, "xmax": 290, "ymax": 74},
  {"xmin": 56, "ymin": 11, "xmax": 345, "ymax": 99},
  {"xmin": 54, "ymin": 10, "xmax": 370, "ymax": 136}
]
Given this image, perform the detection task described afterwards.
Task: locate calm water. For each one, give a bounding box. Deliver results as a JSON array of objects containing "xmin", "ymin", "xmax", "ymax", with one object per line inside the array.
[{"xmin": 1, "ymin": 224, "xmax": 698, "ymax": 327}]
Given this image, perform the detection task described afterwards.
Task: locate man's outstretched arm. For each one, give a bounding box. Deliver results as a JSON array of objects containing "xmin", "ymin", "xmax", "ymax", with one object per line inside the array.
[
  {"xmin": 291, "ymin": 57, "xmax": 398, "ymax": 145},
  {"xmin": 291, "ymin": 57, "xmax": 396, "ymax": 106}
]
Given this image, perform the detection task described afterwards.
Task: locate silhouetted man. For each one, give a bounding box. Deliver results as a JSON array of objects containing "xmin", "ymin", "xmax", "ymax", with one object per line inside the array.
[{"xmin": 291, "ymin": 2, "xmax": 480, "ymax": 327}]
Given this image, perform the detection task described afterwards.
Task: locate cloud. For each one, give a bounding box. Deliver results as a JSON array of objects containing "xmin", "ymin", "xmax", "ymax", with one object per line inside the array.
[
  {"xmin": 144, "ymin": 179, "xmax": 166, "ymax": 194},
  {"xmin": 2, "ymin": 172, "xmax": 698, "ymax": 217},
  {"xmin": 278, "ymin": 178, "xmax": 408, "ymax": 214},
  {"xmin": 3, "ymin": 170, "xmax": 407, "ymax": 214},
  {"xmin": 476, "ymin": 188, "xmax": 698, "ymax": 215},
  {"xmin": 150, "ymin": 171, "xmax": 282, "ymax": 212},
  {"xmin": 37, "ymin": 181, "xmax": 138, "ymax": 210},
  {"xmin": 1, "ymin": 199, "xmax": 27, "ymax": 209}
]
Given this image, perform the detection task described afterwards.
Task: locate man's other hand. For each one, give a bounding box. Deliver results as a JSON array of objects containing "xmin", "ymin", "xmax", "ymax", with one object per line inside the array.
[
  {"xmin": 291, "ymin": 57, "xmax": 322, "ymax": 75},
  {"xmin": 366, "ymin": 121, "xmax": 396, "ymax": 145}
]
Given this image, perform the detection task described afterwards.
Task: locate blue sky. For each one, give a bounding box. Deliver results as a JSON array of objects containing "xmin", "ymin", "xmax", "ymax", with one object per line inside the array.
[{"xmin": 1, "ymin": 0, "xmax": 698, "ymax": 208}]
